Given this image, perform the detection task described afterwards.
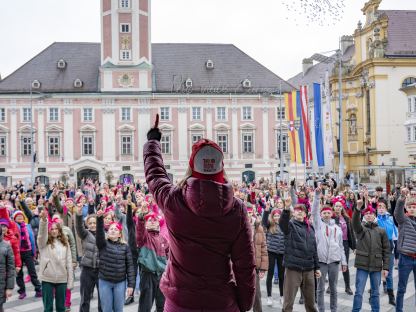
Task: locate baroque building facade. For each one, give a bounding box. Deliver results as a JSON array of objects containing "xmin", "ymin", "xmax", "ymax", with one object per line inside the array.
[{"xmin": 0, "ymin": 0, "xmax": 293, "ymax": 186}]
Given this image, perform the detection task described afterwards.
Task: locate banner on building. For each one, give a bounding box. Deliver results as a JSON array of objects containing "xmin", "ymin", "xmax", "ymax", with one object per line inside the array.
[{"xmin": 313, "ymin": 83, "xmax": 325, "ymax": 167}]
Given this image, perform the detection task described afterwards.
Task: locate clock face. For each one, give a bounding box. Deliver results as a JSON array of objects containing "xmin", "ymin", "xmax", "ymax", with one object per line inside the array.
[{"xmin": 118, "ymin": 74, "xmax": 134, "ymax": 88}]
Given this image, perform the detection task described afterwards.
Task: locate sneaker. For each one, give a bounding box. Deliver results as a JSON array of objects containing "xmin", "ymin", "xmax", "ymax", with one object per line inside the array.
[
  {"xmin": 274, "ymin": 279, "xmax": 278, "ymax": 285},
  {"xmin": 24, "ymin": 275, "xmax": 31, "ymax": 283},
  {"xmin": 345, "ymin": 287, "xmax": 353, "ymax": 295},
  {"xmin": 279, "ymin": 296, "xmax": 283, "ymax": 305},
  {"xmin": 298, "ymin": 297, "xmax": 304, "ymax": 304},
  {"xmin": 65, "ymin": 308, "xmax": 71, "ymax": 312},
  {"xmin": 18, "ymin": 293, "xmax": 26, "ymax": 300},
  {"xmin": 35, "ymin": 290, "xmax": 42, "ymax": 298},
  {"xmin": 326, "ymin": 287, "xmax": 330, "ymax": 294},
  {"xmin": 266, "ymin": 297, "xmax": 273, "ymax": 306}
]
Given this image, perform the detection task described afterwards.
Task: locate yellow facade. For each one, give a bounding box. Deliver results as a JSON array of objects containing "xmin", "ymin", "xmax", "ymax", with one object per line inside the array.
[{"xmin": 330, "ymin": 0, "xmax": 416, "ymax": 181}]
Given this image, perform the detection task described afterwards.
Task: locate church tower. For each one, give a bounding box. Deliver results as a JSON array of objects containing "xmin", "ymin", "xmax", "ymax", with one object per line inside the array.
[{"xmin": 100, "ymin": 0, "xmax": 152, "ymax": 92}]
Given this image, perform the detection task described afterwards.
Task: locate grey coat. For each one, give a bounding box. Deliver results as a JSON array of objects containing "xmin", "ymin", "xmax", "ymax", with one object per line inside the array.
[
  {"xmin": 75, "ymin": 214, "xmax": 99, "ymax": 269},
  {"xmin": 0, "ymin": 238, "xmax": 15, "ymax": 304},
  {"xmin": 394, "ymin": 198, "xmax": 416, "ymax": 255}
]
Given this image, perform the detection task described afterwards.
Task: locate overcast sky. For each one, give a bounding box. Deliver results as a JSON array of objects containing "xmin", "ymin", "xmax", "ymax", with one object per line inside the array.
[{"xmin": 1, "ymin": 0, "xmax": 415, "ymax": 81}]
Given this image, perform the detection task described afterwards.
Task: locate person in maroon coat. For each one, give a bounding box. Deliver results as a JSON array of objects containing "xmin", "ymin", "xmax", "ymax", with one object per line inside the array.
[{"xmin": 143, "ymin": 116, "xmax": 256, "ymax": 312}]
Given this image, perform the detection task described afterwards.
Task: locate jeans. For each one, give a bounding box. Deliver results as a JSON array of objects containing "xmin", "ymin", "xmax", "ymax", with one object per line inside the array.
[
  {"xmin": 42, "ymin": 281, "xmax": 67, "ymax": 312},
  {"xmin": 396, "ymin": 253, "xmax": 416, "ymax": 312},
  {"xmin": 317, "ymin": 262, "xmax": 339, "ymax": 312},
  {"xmin": 352, "ymin": 269, "xmax": 381, "ymax": 312},
  {"xmin": 99, "ymin": 279, "xmax": 126, "ymax": 312},
  {"xmin": 386, "ymin": 253, "xmax": 394, "ymax": 290}
]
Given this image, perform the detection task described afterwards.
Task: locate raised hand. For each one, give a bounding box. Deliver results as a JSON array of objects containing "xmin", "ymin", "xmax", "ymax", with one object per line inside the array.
[{"xmin": 147, "ymin": 114, "xmax": 162, "ymax": 141}]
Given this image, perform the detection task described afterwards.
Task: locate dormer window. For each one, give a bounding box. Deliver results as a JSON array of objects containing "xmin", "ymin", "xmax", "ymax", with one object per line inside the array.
[
  {"xmin": 185, "ymin": 78, "xmax": 193, "ymax": 88},
  {"xmin": 57, "ymin": 59, "xmax": 66, "ymax": 69},
  {"xmin": 74, "ymin": 79, "xmax": 83, "ymax": 88},
  {"xmin": 206, "ymin": 60, "xmax": 214, "ymax": 69},
  {"xmin": 242, "ymin": 79, "xmax": 251, "ymax": 89},
  {"xmin": 31, "ymin": 80, "xmax": 41, "ymax": 89}
]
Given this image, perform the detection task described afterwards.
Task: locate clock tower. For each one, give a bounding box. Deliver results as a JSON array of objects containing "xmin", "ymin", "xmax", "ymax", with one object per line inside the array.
[{"xmin": 100, "ymin": 0, "xmax": 152, "ymax": 92}]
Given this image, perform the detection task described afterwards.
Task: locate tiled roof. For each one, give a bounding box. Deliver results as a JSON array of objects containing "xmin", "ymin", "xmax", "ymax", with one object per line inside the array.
[
  {"xmin": 380, "ymin": 10, "xmax": 416, "ymax": 56},
  {"xmin": 0, "ymin": 42, "xmax": 293, "ymax": 94}
]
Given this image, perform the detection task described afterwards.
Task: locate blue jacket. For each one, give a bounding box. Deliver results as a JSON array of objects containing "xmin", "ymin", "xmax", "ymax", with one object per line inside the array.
[
  {"xmin": 377, "ymin": 213, "xmax": 398, "ymax": 242},
  {"xmin": 16, "ymin": 223, "xmax": 36, "ymax": 257}
]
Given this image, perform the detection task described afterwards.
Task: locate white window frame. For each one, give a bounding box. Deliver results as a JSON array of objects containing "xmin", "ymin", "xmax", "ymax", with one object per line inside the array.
[
  {"xmin": 0, "ymin": 136, "xmax": 6, "ymax": 156},
  {"xmin": 160, "ymin": 107, "xmax": 170, "ymax": 121},
  {"xmin": 409, "ymin": 98, "xmax": 412, "ymax": 113},
  {"xmin": 161, "ymin": 133, "xmax": 171, "ymax": 154},
  {"xmin": 121, "ymin": 107, "xmax": 131, "ymax": 122},
  {"xmin": 191, "ymin": 107, "xmax": 202, "ymax": 121},
  {"xmin": 216, "ymin": 107, "xmax": 227, "ymax": 121},
  {"xmin": 217, "ymin": 133, "xmax": 228, "ymax": 154},
  {"xmin": 83, "ymin": 108, "xmax": 94, "ymax": 122},
  {"xmin": 413, "ymin": 97, "xmax": 416, "ymax": 113},
  {"xmin": 191, "ymin": 133, "xmax": 203, "ymax": 145},
  {"xmin": 21, "ymin": 135, "xmax": 32, "ymax": 156},
  {"xmin": 121, "ymin": 135, "xmax": 133, "ymax": 155},
  {"xmin": 82, "ymin": 135, "xmax": 94, "ymax": 156},
  {"xmin": 22, "ymin": 108, "xmax": 32, "ymax": 123},
  {"xmin": 120, "ymin": 23, "xmax": 130, "ymax": 33},
  {"xmin": 242, "ymin": 106, "xmax": 253, "ymax": 121},
  {"xmin": 407, "ymin": 126, "xmax": 412, "ymax": 142},
  {"xmin": 48, "ymin": 108, "xmax": 59, "ymax": 122},
  {"xmin": 48, "ymin": 136, "xmax": 60, "ymax": 157},
  {"xmin": 120, "ymin": 0, "xmax": 130, "ymax": 8},
  {"xmin": 120, "ymin": 50, "xmax": 132, "ymax": 61},
  {"xmin": 277, "ymin": 133, "xmax": 288, "ymax": 154},
  {"xmin": 242, "ymin": 131, "xmax": 254, "ymax": 153},
  {"xmin": 276, "ymin": 106, "xmax": 285, "ymax": 120},
  {"xmin": 0, "ymin": 108, "xmax": 6, "ymax": 123},
  {"xmin": 413, "ymin": 126, "xmax": 416, "ymax": 142}
]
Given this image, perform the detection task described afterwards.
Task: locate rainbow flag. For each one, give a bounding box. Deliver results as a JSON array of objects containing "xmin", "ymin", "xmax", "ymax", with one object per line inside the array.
[{"xmin": 285, "ymin": 91, "xmax": 304, "ymax": 164}]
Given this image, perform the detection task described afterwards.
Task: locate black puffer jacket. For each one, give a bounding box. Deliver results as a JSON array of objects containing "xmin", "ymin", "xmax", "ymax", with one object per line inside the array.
[
  {"xmin": 262, "ymin": 210, "xmax": 285, "ymax": 254},
  {"xmin": 280, "ymin": 209, "xmax": 319, "ymax": 271},
  {"xmin": 96, "ymin": 216, "xmax": 135, "ymax": 288},
  {"xmin": 0, "ymin": 236, "xmax": 15, "ymax": 304},
  {"xmin": 76, "ymin": 214, "xmax": 99, "ymax": 269}
]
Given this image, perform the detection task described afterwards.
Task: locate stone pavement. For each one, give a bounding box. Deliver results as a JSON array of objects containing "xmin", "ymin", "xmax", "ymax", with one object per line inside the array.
[{"xmin": 4, "ymin": 254, "xmax": 415, "ymax": 311}]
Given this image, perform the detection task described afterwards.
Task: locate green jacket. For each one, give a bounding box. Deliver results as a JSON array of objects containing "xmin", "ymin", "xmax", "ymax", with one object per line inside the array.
[{"xmin": 352, "ymin": 208, "xmax": 390, "ymax": 272}]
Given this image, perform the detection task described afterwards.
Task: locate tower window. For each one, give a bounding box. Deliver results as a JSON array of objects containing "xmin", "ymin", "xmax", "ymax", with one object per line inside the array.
[
  {"xmin": 120, "ymin": 23, "xmax": 130, "ymax": 33},
  {"xmin": 120, "ymin": 0, "xmax": 130, "ymax": 8},
  {"xmin": 120, "ymin": 50, "xmax": 131, "ymax": 61}
]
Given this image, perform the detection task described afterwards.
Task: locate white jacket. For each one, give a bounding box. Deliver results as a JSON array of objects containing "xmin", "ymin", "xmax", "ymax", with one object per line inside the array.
[
  {"xmin": 312, "ymin": 192, "xmax": 347, "ymax": 266},
  {"xmin": 37, "ymin": 219, "xmax": 74, "ymax": 289}
]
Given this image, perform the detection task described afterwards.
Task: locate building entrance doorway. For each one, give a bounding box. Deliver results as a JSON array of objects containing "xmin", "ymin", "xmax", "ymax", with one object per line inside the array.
[{"xmin": 77, "ymin": 168, "xmax": 100, "ymax": 187}]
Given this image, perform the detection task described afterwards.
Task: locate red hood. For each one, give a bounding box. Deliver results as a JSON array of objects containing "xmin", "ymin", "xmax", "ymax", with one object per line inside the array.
[{"xmin": 182, "ymin": 178, "xmax": 234, "ymax": 218}]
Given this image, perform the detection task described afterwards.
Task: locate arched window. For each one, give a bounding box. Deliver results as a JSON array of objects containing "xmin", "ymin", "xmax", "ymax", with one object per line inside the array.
[{"xmin": 402, "ymin": 77, "xmax": 416, "ymax": 89}]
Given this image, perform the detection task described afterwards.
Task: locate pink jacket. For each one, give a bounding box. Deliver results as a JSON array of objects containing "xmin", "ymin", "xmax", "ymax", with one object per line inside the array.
[{"xmin": 143, "ymin": 140, "xmax": 256, "ymax": 311}]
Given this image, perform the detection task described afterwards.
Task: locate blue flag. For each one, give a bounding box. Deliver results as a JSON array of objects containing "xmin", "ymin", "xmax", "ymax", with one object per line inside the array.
[{"xmin": 314, "ymin": 83, "xmax": 325, "ymax": 167}]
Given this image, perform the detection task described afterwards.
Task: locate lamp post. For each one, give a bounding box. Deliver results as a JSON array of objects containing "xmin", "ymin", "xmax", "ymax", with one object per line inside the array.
[
  {"xmin": 29, "ymin": 85, "xmax": 50, "ymax": 186},
  {"xmin": 310, "ymin": 44, "xmax": 343, "ymax": 184}
]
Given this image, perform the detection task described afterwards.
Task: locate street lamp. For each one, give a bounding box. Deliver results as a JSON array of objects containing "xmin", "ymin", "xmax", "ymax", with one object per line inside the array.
[
  {"xmin": 29, "ymin": 84, "xmax": 50, "ymax": 187},
  {"xmin": 310, "ymin": 45, "xmax": 344, "ymax": 184}
]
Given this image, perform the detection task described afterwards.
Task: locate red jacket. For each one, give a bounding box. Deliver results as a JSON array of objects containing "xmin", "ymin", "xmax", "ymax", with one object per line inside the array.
[
  {"xmin": 4, "ymin": 224, "xmax": 22, "ymax": 268},
  {"xmin": 144, "ymin": 140, "xmax": 256, "ymax": 312}
]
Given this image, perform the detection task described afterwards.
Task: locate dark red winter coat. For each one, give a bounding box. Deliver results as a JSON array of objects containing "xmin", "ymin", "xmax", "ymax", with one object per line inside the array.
[
  {"xmin": 143, "ymin": 140, "xmax": 256, "ymax": 312},
  {"xmin": 0, "ymin": 207, "xmax": 22, "ymax": 268}
]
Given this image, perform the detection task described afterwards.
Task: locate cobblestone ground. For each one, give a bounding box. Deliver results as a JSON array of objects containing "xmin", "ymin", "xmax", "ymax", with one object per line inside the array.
[{"xmin": 4, "ymin": 254, "xmax": 415, "ymax": 311}]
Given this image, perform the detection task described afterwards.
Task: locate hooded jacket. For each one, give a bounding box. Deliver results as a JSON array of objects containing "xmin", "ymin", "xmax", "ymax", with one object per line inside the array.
[
  {"xmin": 311, "ymin": 194, "xmax": 347, "ymax": 265},
  {"xmin": 143, "ymin": 140, "xmax": 256, "ymax": 312},
  {"xmin": 0, "ymin": 207, "xmax": 22, "ymax": 268},
  {"xmin": 352, "ymin": 208, "xmax": 390, "ymax": 272},
  {"xmin": 0, "ymin": 234, "xmax": 15, "ymax": 304}
]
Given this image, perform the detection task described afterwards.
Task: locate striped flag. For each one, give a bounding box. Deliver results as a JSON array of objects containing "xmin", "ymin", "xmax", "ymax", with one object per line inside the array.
[
  {"xmin": 300, "ymin": 86, "xmax": 313, "ymax": 165},
  {"xmin": 313, "ymin": 83, "xmax": 325, "ymax": 167},
  {"xmin": 285, "ymin": 91, "xmax": 304, "ymax": 164}
]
